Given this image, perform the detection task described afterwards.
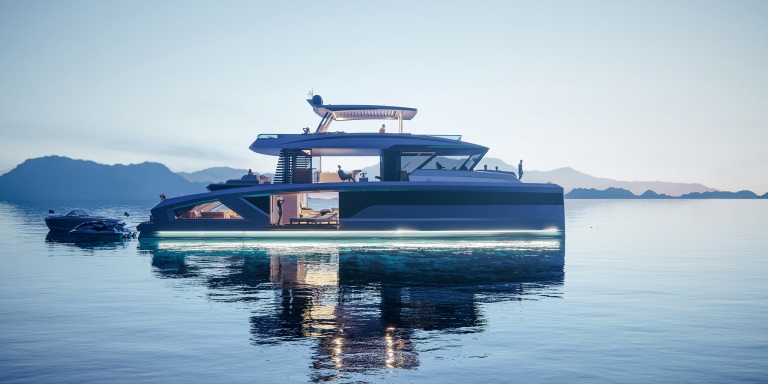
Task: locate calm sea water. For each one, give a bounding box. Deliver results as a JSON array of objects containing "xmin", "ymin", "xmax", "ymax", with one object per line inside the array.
[{"xmin": 0, "ymin": 199, "xmax": 766, "ymax": 383}]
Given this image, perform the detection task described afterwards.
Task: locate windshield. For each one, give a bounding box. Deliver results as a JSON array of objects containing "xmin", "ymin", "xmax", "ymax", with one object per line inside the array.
[{"xmin": 405, "ymin": 153, "xmax": 484, "ymax": 171}]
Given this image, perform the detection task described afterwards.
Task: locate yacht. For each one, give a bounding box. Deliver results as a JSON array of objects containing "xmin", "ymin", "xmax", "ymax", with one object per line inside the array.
[{"xmin": 136, "ymin": 95, "xmax": 564, "ymax": 238}]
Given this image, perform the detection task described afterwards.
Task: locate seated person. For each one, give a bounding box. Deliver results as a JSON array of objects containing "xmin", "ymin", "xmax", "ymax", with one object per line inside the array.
[{"xmin": 337, "ymin": 165, "xmax": 356, "ymax": 182}]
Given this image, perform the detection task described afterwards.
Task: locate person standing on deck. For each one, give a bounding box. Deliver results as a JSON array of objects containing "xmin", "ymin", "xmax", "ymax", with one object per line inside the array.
[
  {"xmin": 379, "ymin": 124, "xmax": 386, "ymax": 133},
  {"xmin": 518, "ymin": 160, "xmax": 524, "ymax": 180},
  {"xmin": 276, "ymin": 197, "xmax": 284, "ymax": 225}
]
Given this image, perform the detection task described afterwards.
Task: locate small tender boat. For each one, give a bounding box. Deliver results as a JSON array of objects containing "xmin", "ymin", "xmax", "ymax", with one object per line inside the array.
[
  {"xmin": 69, "ymin": 220, "xmax": 136, "ymax": 239},
  {"xmin": 46, "ymin": 209, "xmax": 133, "ymax": 235},
  {"xmin": 45, "ymin": 209, "xmax": 115, "ymax": 232}
]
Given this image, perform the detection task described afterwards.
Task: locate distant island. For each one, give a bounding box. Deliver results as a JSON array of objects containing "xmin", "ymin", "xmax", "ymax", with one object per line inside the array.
[
  {"xmin": 0, "ymin": 156, "xmax": 765, "ymax": 200},
  {"xmin": 0, "ymin": 156, "xmax": 206, "ymax": 201},
  {"xmin": 565, "ymin": 187, "xmax": 767, "ymax": 199}
]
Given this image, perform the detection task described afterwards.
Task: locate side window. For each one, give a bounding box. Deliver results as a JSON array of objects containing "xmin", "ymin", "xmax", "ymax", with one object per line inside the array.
[{"xmin": 175, "ymin": 201, "xmax": 243, "ymax": 220}]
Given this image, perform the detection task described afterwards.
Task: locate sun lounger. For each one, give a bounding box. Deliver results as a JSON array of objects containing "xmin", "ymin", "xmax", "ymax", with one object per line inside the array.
[{"xmin": 290, "ymin": 212, "xmax": 338, "ymax": 224}]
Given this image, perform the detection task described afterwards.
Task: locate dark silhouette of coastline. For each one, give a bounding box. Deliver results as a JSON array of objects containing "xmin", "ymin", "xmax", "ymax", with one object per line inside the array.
[
  {"xmin": 565, "ymin": 187, "xmax": 767, "ymax": 199},
  {"xmin": 0, "ymin": 156, "xmax": 206, "ymax": 200}
]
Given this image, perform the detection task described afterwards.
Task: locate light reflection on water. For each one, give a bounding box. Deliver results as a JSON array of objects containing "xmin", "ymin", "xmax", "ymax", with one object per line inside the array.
[{"xmin": 139, "ymin": 237, "xmax": 564, "ymax": 379}]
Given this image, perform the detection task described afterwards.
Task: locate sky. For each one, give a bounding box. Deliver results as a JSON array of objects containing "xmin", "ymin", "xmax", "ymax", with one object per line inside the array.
[{"xmin": 1, "ymin": 0, "xmax": 766, "ymax": 193}]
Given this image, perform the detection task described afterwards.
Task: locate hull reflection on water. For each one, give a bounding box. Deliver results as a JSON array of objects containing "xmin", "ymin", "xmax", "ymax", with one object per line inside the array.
[
  {"xmin": 45, "ymin": 231, "xmax": 132, "ymax": 251},
  {"xmin": 139, "ymin": 236, "xmax": 564, "ymax": 377}
]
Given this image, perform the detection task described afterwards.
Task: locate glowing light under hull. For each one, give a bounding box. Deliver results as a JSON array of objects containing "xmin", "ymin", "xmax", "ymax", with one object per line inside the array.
[{"xmin": 148, "ymin": 228, "xmax": 563, "ymax": 239}]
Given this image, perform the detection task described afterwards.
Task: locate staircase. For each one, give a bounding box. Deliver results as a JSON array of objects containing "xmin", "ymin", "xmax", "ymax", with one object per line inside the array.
[{"xmin": 274, "ymin": 149, "xmax": 312, "ymax": 184}]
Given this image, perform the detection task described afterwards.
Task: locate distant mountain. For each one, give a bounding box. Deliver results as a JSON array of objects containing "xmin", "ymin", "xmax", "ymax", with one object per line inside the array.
[
  {"xmin": 565, "ymin": 187, "xmax": 637, "ymax": 199},
  {"xmin": 509, "ymin": 165, "xmax": 715, "ymax": 196},
  {"xmin": 679, "ymin": 190, "xmax": 763, "ymax": 199},
  {"xmin": 0, "ymin": 156, "xmax": 207, "ymax": 200},
  {"xmin": 426, "ymin": 158, "xmax": 716, "ymax": 196},
  {"xmin": 566, "ymin": 187, "xmax": 766, "ymax": 199},
  {"xmin": 639, "ymin": 190, "xmax": 672, "ymax": 198}
]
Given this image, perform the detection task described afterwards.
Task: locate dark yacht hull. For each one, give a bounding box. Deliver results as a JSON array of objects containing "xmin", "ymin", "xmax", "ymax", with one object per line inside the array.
[{"xmin": 136, "ymin": 181, "xmax": 564, "ymax": 238}]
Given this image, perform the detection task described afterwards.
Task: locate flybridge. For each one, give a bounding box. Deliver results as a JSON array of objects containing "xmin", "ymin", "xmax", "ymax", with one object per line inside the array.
[
  {"xmin": 249, "ymin": 94, "xmax": 483, "ymax": 157},
  {"xmin": 308, "ymin": 94, "xmax": 418, "ymax": 133}
]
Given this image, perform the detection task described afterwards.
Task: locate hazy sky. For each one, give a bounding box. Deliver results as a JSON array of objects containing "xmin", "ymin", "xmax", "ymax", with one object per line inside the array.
[{"xmin": 1, "ymin": 1, "xmax": 766, "ymax": 193}]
